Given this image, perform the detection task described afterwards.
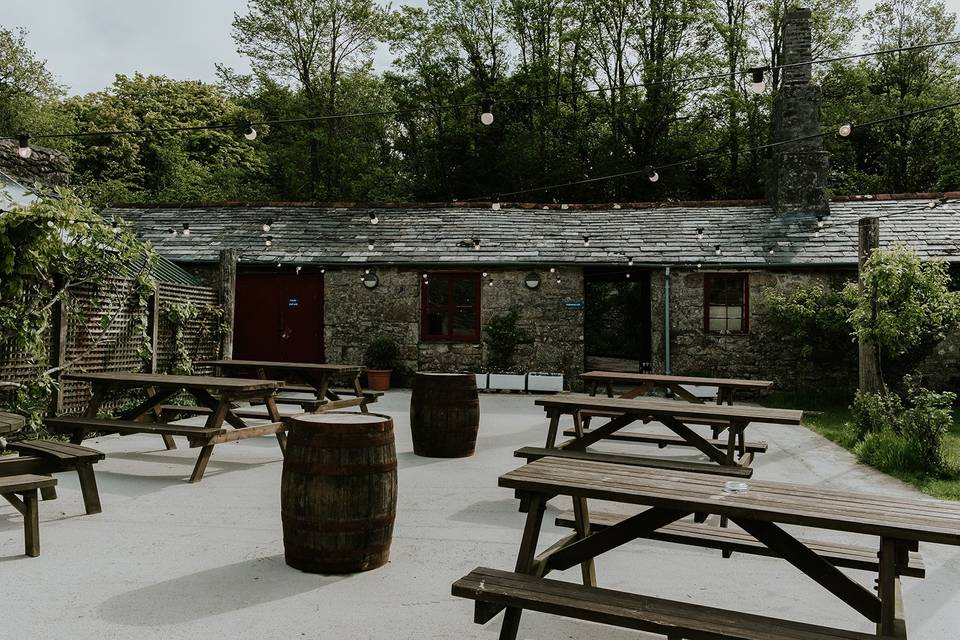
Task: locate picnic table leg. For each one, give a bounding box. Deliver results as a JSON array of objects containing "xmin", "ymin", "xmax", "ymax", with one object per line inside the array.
[
  {"xmin": 76, "ymin": 463, "xmax": 103, "ymax": 515},
  {"xmin": 40, "ymin": 486, "xmax": 57, "ymax": 501},
  {"xmin": 352, "ymin": 375, "xmax": 369, "ymax": 414},
  {"xmin": 544, "ymin": 411, "xmax": 561, "ymax": 448},
  {"xmin": 23, "ymin": 490, "xmax": 40, "ymax": 557},
  {"xmin": 572, "ymin": 411, "xmax": 586, "ymax": 438},
  {"xmin": 877, "ymin": 537, "xmax": 909, "ymax": 638},
  {"xmin": 572, "ymin": 497, "xmax": 597, "ymax": 587},
  {"xmin": 589, "ymin": 381, "xmax": 598, "ymax": 397},
  {"xmin": 604, "ymin": 381, "xmax": 614, "ymax": 398},
  {"xmin": 146, "ymin": 386, "xmax": 177, "ymax": 450},
  {"xmin": 499, "ymin": 494, "xmax": 546, "ymax": 640},
  {"xmin": 265, "ymin": 395, "xmax": 287, "ymax": 454},
  {"xmin": 81, "ymin": 384, "xmax": 109, "ymax": 419},
  {"xmin": 189, "ymin": 401, "xmax": 230, "ymax": 483}
]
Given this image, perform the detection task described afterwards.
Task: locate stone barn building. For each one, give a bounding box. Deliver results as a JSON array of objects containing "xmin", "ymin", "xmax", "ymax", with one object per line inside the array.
[{"xmin": 110, "ymin": 9, "xmax": 960, "ymax": 393}]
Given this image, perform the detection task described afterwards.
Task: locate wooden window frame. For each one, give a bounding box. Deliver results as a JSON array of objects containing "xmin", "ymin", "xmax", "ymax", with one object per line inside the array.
[
  {"xmin": 420, "ymin": 272, "xmax": 482, "ymax": 343},
  {"xmin": 703, "ymin": 273, "xmax": 750, "ymax": 335}
]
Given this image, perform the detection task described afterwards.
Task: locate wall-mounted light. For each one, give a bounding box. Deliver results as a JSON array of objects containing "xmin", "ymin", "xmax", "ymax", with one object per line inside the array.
[
  {"xmin": 524, "ymin": 272, "xmax": 541, "ymax": 290},
  {"xmin": 362, "ymin": 272, "xmax": 380, "ymax": 289}
]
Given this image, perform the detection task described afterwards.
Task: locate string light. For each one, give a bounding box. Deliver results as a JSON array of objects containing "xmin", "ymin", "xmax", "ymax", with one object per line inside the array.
[
  {"xmin": 295, "ymin": 266, "xmax": 302, "ymax": 275},
  {"xmin": 838, "ymin": 123, "xmax": 852, "ymax": 137},
  {"xmin": 492, "ymin": 201, "xmax": 501, "ymax": 211},
  {"xmin": 583, "ymin": 236, "xmax": 590, "ymax": 247},
  {"xmin": 488, "ymin": 279, "xmax": 494, "ymax": 286},
  {"xmin": 714, "ymin": 245, "xmax": 721, "ymax": 256},
  {"xmin": 644, "ymin": 166, "xmax": 660, "ymax": 183},
  {"xmin": 749, "ymin": 67, "xmax": 766, "ymax": 94},
  {"xmin": 696, "ymin": 227, "xmax": 704, "ymax": 241},
  {"xmin": 243, "ymin": 123, "xmax": 257, "ymax": 141},
  {"xmin": 473, "ymin": 238, "xmax": 481, "ymax": 250},
  {"xmin": 181, "ymin": 222, "xmax": 190, "ymax": 236},
  {"xmin": 112, "ymin": 219, "xmax": 121, "ymax": 233},
  {"xmin": 482, "ymin": 271, "xmax": 488, "ymax": 277},
  {"xmin": 369, "ymin": 212, "xmax": 379, "ymax": 225},
  {"xmin": 320, "ymin": 267, "xmax": 326, "ymax": 274},
  {"xmin": 168, "ymin": 227, "xmax": 177, "ymax": 236},
  {"xmin": 480, "ymin": 98, "xmax": 495, "ymax": 126},
  {"xmin": 264, "ymin": 235, "xmax": 273, "ymax": 247},
  {"xmin": 627, "ymin": 256, "xmax": 634, "ymax": 266},
  {"xmin": 368, "ymin": 241, "xmax": 375, "ymax": 251},
  {"xmin": 549, "ymin": 267, "xmax": 556, "ymax": 273},
  {"xmin": 262, "ymin": 220, "xmax": 272, "ymax": 233},
  {"xmin": 46, "ymin": 220, "xmax": 55, "ymax": 228},
  {"xmin": 16, "ymin": 134, "xmax": 31, "ymax": 159}
]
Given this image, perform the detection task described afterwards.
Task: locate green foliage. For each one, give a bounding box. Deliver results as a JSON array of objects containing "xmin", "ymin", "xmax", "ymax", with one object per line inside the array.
[
  {"xmin": 849, "ymin": 377, "xmax": 956, "ymax": 475},
  {"xmin": 0, "ymin": 27, "xmax": 72, "ymax": 142},
  {"xmin": 760, "ymin": 280, "xmax": 856, "ymax": 361},
  {"xmin": 161, "ymin": 302, "xmax": 223, "ymax": 375},
  {"xmin": 847, "ymin": 247, "xmax": 960, "ymax": 376},
  {"xmin": 0, "ymin": 190, "xmax": 156, "ymax": 429},
  {"xmin": 483, "ymin": 307, "xmax": 532, "ymax": 373},
  {"xmin": 364, "ymin": 335, "xmax": 401, "ymax": 370}
]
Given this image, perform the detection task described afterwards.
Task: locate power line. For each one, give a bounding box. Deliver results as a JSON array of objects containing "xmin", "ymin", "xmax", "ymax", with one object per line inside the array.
[
  {"xmin": 469, "ymin": 99, "xmax": 960, "ymax": 202},
  {"xmin": 9, "ymin": 37, "xmax": 960, "ymax": 150}
]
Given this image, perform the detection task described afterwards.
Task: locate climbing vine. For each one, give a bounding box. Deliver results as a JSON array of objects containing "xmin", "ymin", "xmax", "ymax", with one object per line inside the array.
[{"xmin": 162, "ymin": 302, "xmax": 224, "ymax": 375}]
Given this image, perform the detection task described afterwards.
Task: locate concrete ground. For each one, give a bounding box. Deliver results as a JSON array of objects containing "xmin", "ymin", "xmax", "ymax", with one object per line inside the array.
[{"xmin": 2, "ymin": 391, "xmax": 959, "ymax": 640}]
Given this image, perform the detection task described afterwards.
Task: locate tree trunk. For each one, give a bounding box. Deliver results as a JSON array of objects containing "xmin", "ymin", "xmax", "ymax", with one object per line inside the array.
[{"xmin": 858, "ymin": 217, "xmax": 882, "ymax": 394}]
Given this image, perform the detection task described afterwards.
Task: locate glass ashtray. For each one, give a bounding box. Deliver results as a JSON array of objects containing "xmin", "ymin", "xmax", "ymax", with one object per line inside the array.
[{"xmin": 722, "ymin": 480, "xmax": 750, "ymax": 494}]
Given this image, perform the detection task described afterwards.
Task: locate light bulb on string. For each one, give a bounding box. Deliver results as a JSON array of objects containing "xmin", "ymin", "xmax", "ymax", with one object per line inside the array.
[
  {"xmin": 369, "ymin": 212, "xmax": 379, "ymax": 225},
  {"xmin": 488, "ymin": 279, "xmax": 494, "ymax": 286},
  {"xmin": 46, "ymin": 220, "xmax": 55, "ymax": 228},
  {"xmin": 168, "ymin": 227, "xmax": 177, "ymax": 237},
  {"xmin": 368, "ymin": 241, "xmax": 375, "ymax": 251},
  {"xmin": 816, "ymin": 215, "xmax": 824, "ymax": 229},
  {"xmin": 696, "ymin": 227, "xmax": 704, "ymax": 241},
  {"xmin": 491, "ymin": 201, "xmax": 501, "ymax": 211},
  {"xmin": 480, "ymin": 97, "xmax": 495, "ymax": 126},
  {"xmin": 838, "ymin": 123, "xmax": 852, "ymax": 137},
  {"xmin": 714, "ymin": 245, "xmax": 721, "ymax": 256},
  {"xmin": 262, "ymin": 220, "xmax": 272, "ymax": 233},
  {"xmin": 627, "ymin": 256, "xmax": 634, "ymax": 266},
  {"xmin": 696, "ymin": 262, "xmax": 702, "ymax": 269},
  {"xmin": 473, "ymin": 238, "xmax": 481, "ymax": 251},
  {"xmin": 644, "ymin": 166, "xmax": 659, "ymax": 183},
  {"xmin": 265, "ymin": 235, "xmax": 273, "ymax": 247},
  {"xmin": 295, "ymin": 266, "xmax": 302, "ymax": 275},
  {"xmin": 277, "ymin": 262, "xmax": 282, "ymax": 268},
  {"xmin": 16, "ymin": 134, "xmax": 31, "ymax": 159},
  {"xmin": 422, "ymin": 273, "xmax": 428, "ymax": 279},
  {"xmin": 626, "ymin": 273, "xmax": 631, "ymax": 279},
  {"xmin": 243, "ymin": 123, "xmax": 257, "ymax": 141},
  {"xmin": 320, "ymin": 267, "xmax": 326, "ymax": 274},
  {"xmin": 549, "ymin": 267, "xmax": 556, "ymax": 273},
  {"xmin": 583, "ymin": 236, "xmax": 590, "ymax": 247},
  {"xmin": 181, "ymin": 223, "xmax": 190, "ymax": 237},
  {"xmin": 482, "ymin": 272, "xmax": 488, "ymax": 278},
  {"xmin": 748, "ymin": 67, "xmax": 766, "ymax": 94}
]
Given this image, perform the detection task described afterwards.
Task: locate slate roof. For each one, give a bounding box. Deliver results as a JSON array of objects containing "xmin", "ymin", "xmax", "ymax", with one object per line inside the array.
[
  {"xmin": 0, "ymin": 169, "xmax": 38, "ymax": 211},
  {"xmin": 108, "ymin": 195, "xmax": 960, "ymax": 268}
]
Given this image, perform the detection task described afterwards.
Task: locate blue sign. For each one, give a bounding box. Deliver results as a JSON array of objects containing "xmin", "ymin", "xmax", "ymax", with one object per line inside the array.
[
  {"xmin": 288, "ymin": 297, "xmax": 300, "ymax": 307},
  {"xmin": 563, "ymin": 301, "xmax": 584, "ymax": 309}
]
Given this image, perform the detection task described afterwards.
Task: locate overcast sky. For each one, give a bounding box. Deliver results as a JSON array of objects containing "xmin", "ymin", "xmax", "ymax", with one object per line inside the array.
[{"xmin": 3, "ymin": 0, "xmax": 958, "ymax": 96}]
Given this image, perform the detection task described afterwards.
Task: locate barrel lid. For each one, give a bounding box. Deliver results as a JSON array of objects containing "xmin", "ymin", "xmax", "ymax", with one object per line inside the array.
[{"xmin": 290, "ymin": 412, "xmax": 391, "ymax": 426}]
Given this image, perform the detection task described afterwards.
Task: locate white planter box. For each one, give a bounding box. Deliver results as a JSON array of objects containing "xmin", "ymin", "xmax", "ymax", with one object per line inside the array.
[
  {"xmin": 474, "ymin": 373, "xmax": 488, "ymax": 390},
  {"xmin": 488, "ymin": 373, "xmax": 526, "ymax": 391},
  {"xmin": 526, "ymin": 373, "xmax": 564, "ymax": 392}
]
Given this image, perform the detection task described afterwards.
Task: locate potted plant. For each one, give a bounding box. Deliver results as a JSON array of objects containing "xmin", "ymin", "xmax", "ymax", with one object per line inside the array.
[
  {"xmin": 364, "ymin": 336, "xmax": 400, "ymax": 391},
  {"xmin": 526, "ymin": 372, "xmax": 564, "ymax": 392},
  {"xmin": 483, "ymin": 307, "xmax": 532, "ymax": 391}
]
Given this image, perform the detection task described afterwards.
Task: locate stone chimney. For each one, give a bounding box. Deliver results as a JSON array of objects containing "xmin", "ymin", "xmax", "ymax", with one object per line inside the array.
[
  {"xmin": 0, "ymin": 138, "xmax": 71, "ymax": 189},
  {"xmin": 767, "ymin": 8, "xmax": 830, "ymax": 215}
]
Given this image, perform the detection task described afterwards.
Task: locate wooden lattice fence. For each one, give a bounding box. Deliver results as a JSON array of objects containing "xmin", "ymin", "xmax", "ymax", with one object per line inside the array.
[{"xmin": 0, "ymin": 277, "xmax": 223, "ymax": 415}]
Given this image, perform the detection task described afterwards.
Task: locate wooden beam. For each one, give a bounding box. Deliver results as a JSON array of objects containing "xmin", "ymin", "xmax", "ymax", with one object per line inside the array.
[
  {"xmin": 858, "ymin": 217, "xmax": 882, "ymax": 394},
  {"xmin": 219, "ymin": 248, "xmax": 238, "ymax": 359}
]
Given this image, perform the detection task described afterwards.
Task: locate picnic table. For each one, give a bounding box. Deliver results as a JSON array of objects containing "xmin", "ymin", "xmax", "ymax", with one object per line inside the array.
[
  {"xmin": 581, "ymin": 370, "xmax": 773, "ymax": 405},
  {"xmin": 45, "ymin": 372, "xmax": 286, "ymax": 483},
  {"xmin": 535, "ymin": 393, "xmax": 802, "ymax": 470},
  {"xmin": 198, "ymin": 360, "xmax": 378, "ymax": 413},
  {"xmin": 0, "ymin": 410, "xmax": 24, "ymax": 436},
  {"xmin": 453, "ymin": 455, "xmax": 958, "ymax": 639}
]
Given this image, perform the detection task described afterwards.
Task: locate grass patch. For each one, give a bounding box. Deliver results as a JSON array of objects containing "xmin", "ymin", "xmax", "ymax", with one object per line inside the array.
[{"xmin": 761, "ymin": 391, "xmax": 960, "ymax": 501}]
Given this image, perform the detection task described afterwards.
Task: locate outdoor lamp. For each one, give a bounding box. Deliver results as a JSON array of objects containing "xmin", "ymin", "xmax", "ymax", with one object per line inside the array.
[
  {"xmin": 363, "ymin": 272, "xmax": 380, "ymax": 289},
  {"xmin": 838, "ymin": 123, "xmax": 853, "ymax": 137},
  {"xmin": 524, "ymin": 272, "xmax": 541, "ymax": 290},
  {"xmin": 17, "ymin": 134, "xmax": 31, "ymax": 159},
  {"xmin": 480, "ymin": 97, "xmax": 495, "ymax": 125},
  {"xmin": 243, "ymin": 123, "xmax": 257, "ymax": 140}
]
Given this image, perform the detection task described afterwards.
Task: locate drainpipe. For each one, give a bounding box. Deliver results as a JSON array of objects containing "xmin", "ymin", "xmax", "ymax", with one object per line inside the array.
[{"xmin": 663, "ymin": 267, "xmax": 671, "ymax": 374}]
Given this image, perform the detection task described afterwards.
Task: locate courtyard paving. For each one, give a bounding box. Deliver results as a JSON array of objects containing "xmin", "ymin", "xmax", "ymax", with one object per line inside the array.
[{"xmin": 2, "ymin": 391, "xmax": 958, "ymax": 639}]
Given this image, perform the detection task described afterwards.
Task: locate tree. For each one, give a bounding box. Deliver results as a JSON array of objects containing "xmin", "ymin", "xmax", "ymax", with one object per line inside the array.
[
  {"xmin": 0, "ymin": 27, "xmax": 71, "ymax": 143},
  {"xmin": 61, "ymin": 74, "xmax": 266, "ymax": 205},
  {"xmin": 231, "ymin": 0, "xmax": 392, "ymax": 198}
]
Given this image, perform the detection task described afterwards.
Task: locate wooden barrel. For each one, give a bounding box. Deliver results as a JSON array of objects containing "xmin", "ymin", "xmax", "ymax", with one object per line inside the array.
[
  {"xmin": 281, "ymin": 412, "xmax": 398, "ymax": 574},
  {"xmin": 409, "ymin": 373, "xmax": 480, "ymax": 457}
]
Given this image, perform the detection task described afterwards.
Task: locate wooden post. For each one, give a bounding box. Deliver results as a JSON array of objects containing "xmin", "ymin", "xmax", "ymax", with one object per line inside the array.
[
  {"xmin": 146, "ymin": 292, "xmax": 160, "ymax": 373},
  {"xmin": 219, "ymin": 249, "xmax": 238, "ymax": 359},
  {"xmin": 49, "ymin": 295, "xmax": 69, "ymax": 415},
  {"xmin": 858, "ymin": 217, "xmax": 882, "ymax": 394}
]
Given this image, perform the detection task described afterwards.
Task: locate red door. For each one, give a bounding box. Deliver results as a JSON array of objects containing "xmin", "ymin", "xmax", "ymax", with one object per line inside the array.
[{"xmin": 234, "ymin": 274, "xmax": 324, "ymax": 363}]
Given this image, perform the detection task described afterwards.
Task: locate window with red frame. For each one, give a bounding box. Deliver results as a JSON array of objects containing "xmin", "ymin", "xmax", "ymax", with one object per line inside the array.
[
  {"xmin": 421, "ymin": 273, "xmax": 481, "ymax": 342},
  {"xmin": 704, "ymin": 273, "xmax": 749, "ymax": 333}
]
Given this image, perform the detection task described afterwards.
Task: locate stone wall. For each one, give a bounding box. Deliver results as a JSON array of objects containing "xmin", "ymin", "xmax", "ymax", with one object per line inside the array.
[
  {"xmin": 0, "ymin": 139, "xmax": 71, "ymax": 188},
  {"xmin": 323, "ymin": 266, "xmax": 585, "ymax": 387},
  {"xmin": 650, "ymin": 267, "xmax": 859, "ymax": 394}
]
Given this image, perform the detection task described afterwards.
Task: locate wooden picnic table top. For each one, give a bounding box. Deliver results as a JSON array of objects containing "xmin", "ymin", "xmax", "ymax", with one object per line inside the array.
[
  {"xmin": 0, "ymin": 411, "xmax": 25, "ymax": 435},
  {"xmin": 581, "ymin": 370, "xmax": 774, "ymax": 390},
  {"xmin": 198, "ymin": 360, "xmax": 364, "ymax": 373},
  {"xmin": 536, "ymin": 393, "xmax": 802, "ymax": 425},
  {"xmin": 500, "ymin": 456, "xmax": 960, "ymax": 546},
  {"xmin": 62, "ymin": 371, "xmax": 285, "ymax": 393}
]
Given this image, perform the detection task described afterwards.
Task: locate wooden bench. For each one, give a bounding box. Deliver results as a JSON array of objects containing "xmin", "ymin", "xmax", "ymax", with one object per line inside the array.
[
  {"xmin": 269, "ymin": 388, "xmax": 384, "ymax": 411},
  {"xmin": 1, "ymin": 474, "xmax": 57, "ymax": 557},
  {"xmin": 563, "ymin": 427, "xmax": 768, "ymax": 455},
  {"xmin": 453, "ymin": 566, "xmax": 891, "ymax": 640},
  {"xmin": 554, "ymin": 511, "xmax": 925, "ymax": 578},
  {"xmin": 45, "ymin": 416, "xmax": 226, "ymax": 445},
  {"xmin": 3, "ymin": 440, "xmax": 105, "ymax": 514},
  {"xmin": 514, "ymin": 447, "xmax": 752, "ymax": 478}
]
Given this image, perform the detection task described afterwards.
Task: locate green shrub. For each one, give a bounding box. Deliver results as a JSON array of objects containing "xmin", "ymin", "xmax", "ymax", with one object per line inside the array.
[
  {"xmin": 483, "ymin": 307, "xmax": 532, "ymax": 373},
  {"xmin": 855, "ymin": 428, "xmax": 923, "ymax": 473},
  {"xmin": 849, "ymin": 389, "xmax": 902, "ymax": 440},
  {"xmin": 364, "ymin": 335, "xmax": 400, "ymax": 370},
  {"xmin": 900, "ymin": 380, "xmax": 955, "ymax": 474}
]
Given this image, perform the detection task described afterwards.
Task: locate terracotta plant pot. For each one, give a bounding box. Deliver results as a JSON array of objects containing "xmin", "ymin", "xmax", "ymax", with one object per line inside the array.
[{"xmin": 366, "ymin": 369, "xmax": 392, "ymax": 391}]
